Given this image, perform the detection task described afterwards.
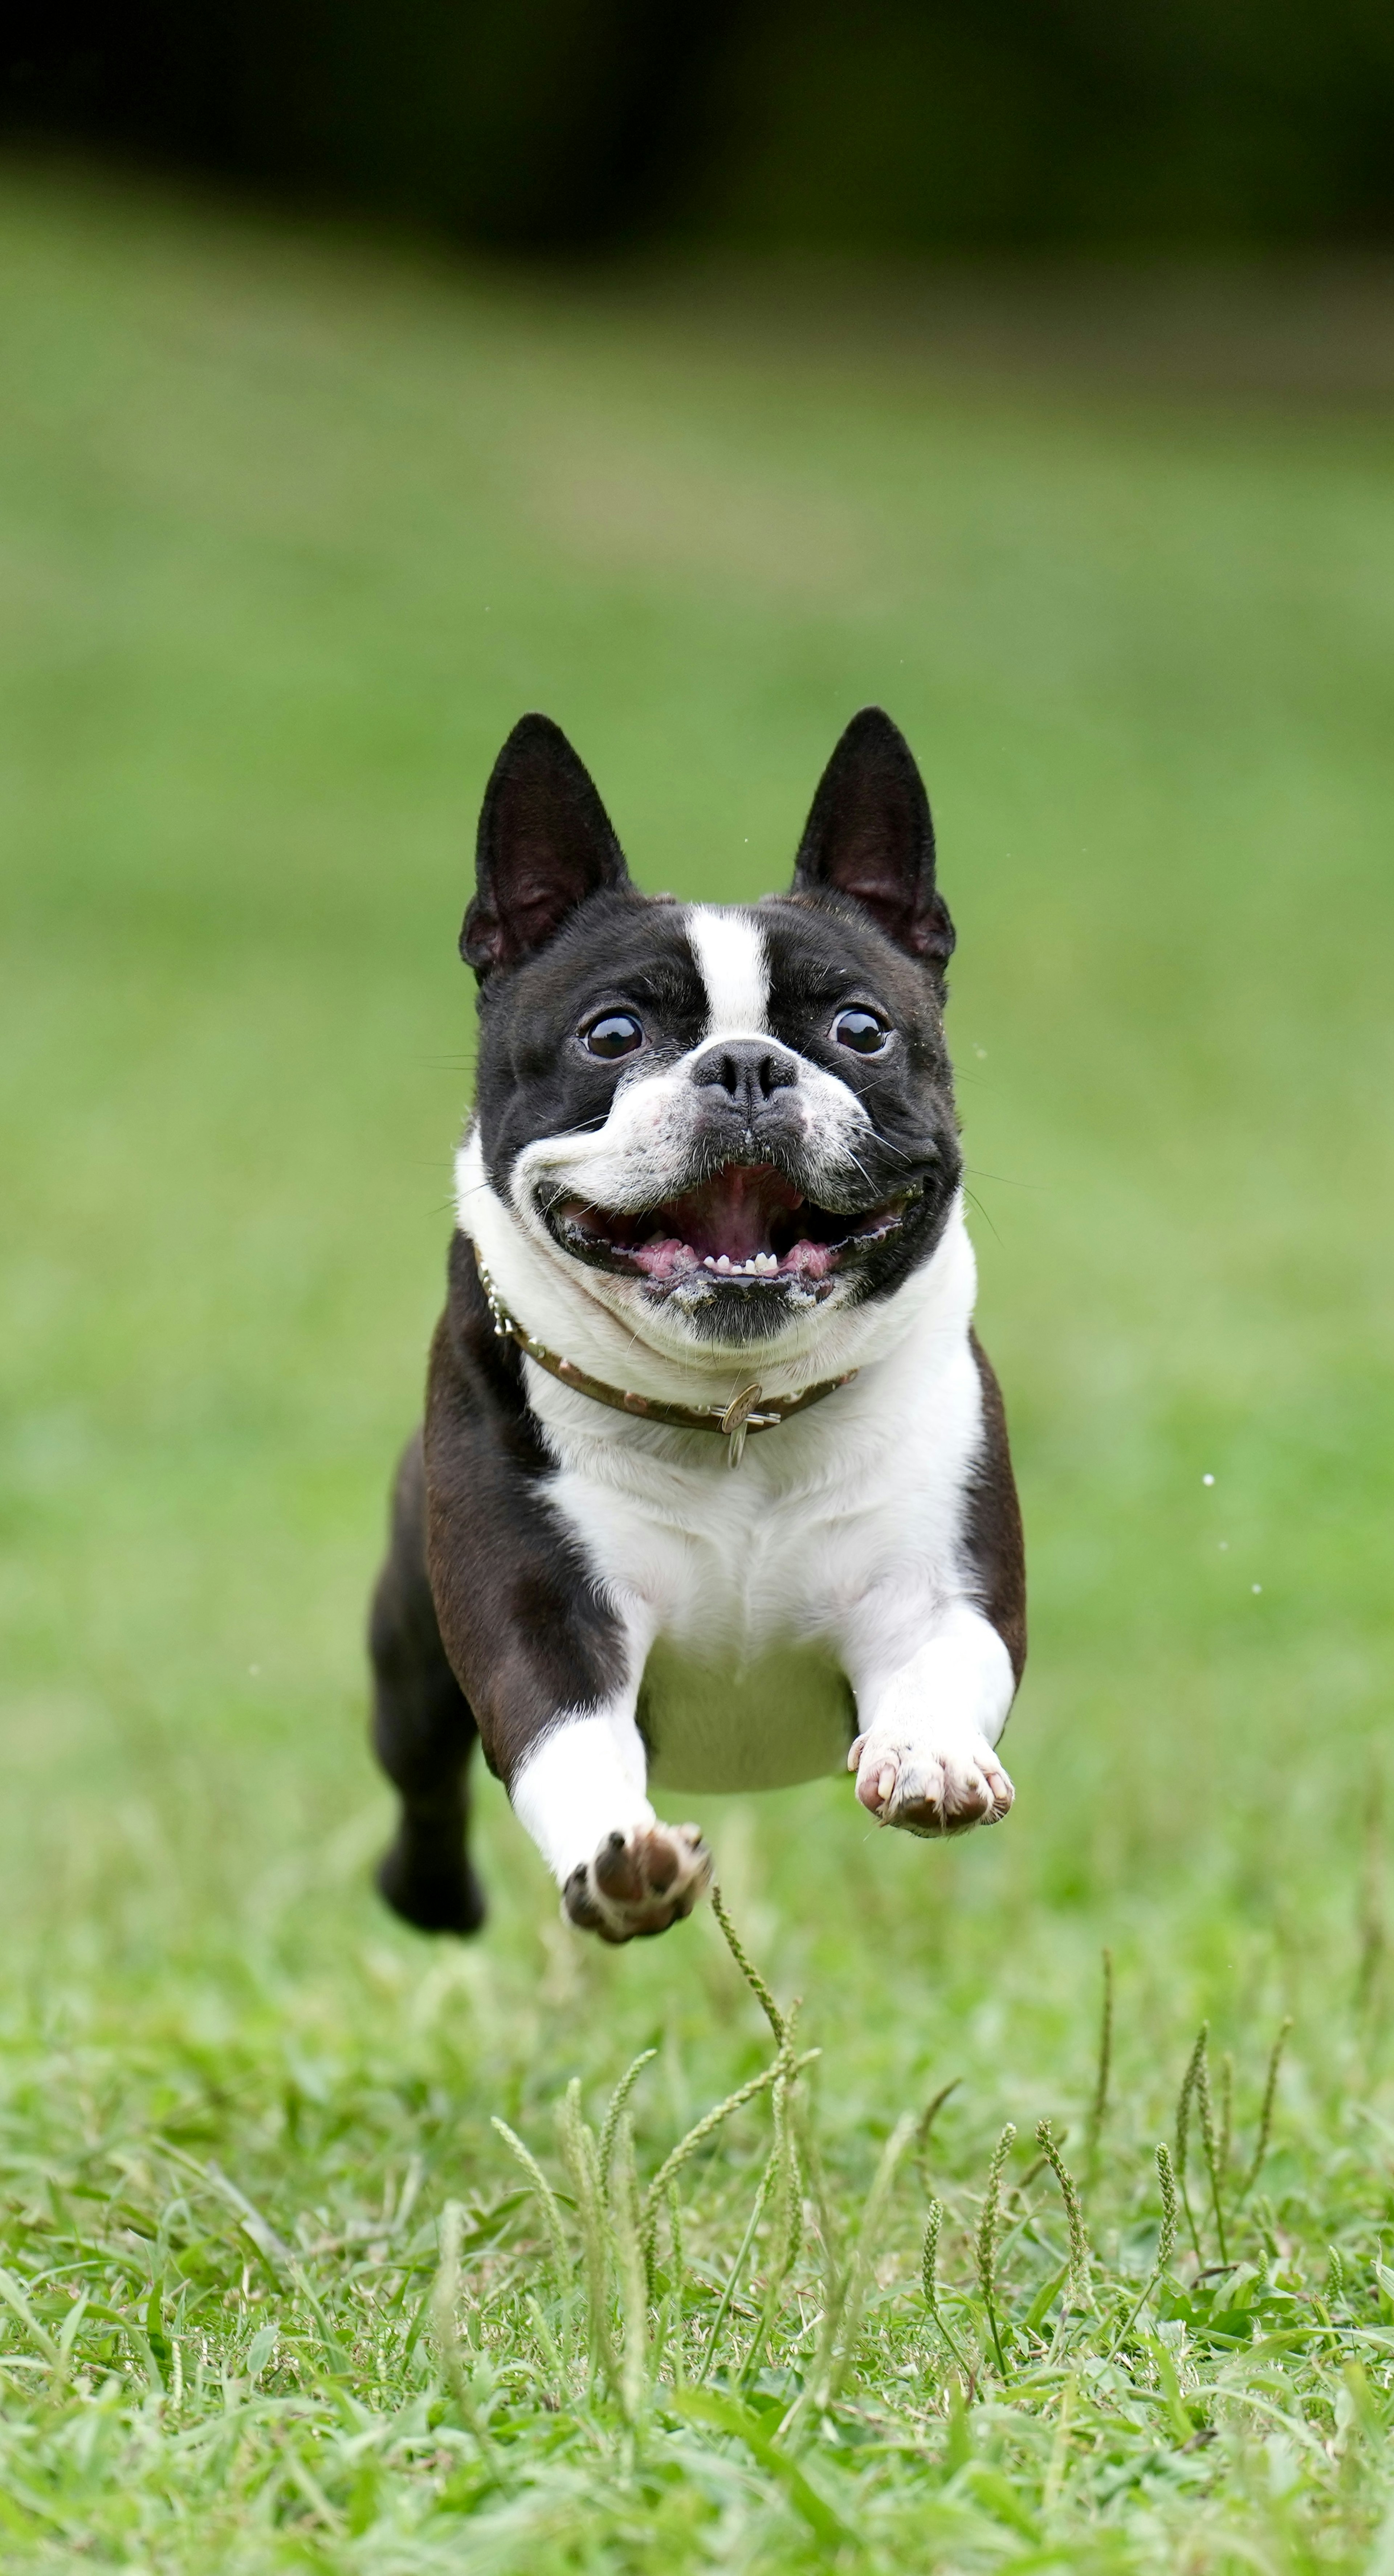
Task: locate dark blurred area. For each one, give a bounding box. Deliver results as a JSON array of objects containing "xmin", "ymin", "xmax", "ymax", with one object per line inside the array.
[{"xmin": 3, "ymin": 0, "xmax": 1393, "ymax": 256}]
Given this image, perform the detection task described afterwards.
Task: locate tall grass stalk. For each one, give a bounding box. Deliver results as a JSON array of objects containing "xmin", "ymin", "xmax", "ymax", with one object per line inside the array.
[
  {"xmin": 1175, "ymin": 2025, "xmax": 1209, "ymax": 2263},
  {"xmin": 710, "ymin": 1883, "xmax": 787, "ymax": 2047},
  {"xmin": 608, "ymin": 2114, "xmax": 649, "ymax": 2420},
  {"xmin": 558, "ymin": 2080, "xmax": 616, "ymax": 2392},
  {"xmin": 1113, "ymin": 2145, "xmax": 1180, "ymax": 2351},
  {"xmin": 976, "ymin": 2123, "xmax": 1017, "ymax": 2376},
  {"xmin": 431, "ymin": 2200, "xmax": 491, "ymax": 2450},
  {"xmin": 1242, "ymin": 2018, "xmax": 1293, "ymax": 2202},
  {"xmin": 1194, "ymin": 2035, "xmax": 1230, "ymax": 2264},
  {"xmin": 921, "ymin": 2199, "xmax": 975, "ymax": 2384},
  {"xmin": 1084, "ymin": 1949, "xmax": 1114, "ymax": 2185},
  {"xmin": 599, "ymin": 2048, "xmax": 658, "ymax": 2185},
  {"xmin": 914, "ymin": 2077, "xmax": 961, "ymax": 2189},
  {"xmin": 1035, "ymin": 2119, "xmax": 1092, "ymax": 2311},
  {"xmin": 492, "ymin": 2115, "xmax": 574, "ymax": 2306}
]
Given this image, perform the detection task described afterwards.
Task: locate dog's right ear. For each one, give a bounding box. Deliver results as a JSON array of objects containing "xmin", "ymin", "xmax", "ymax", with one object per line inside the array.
[{"xmin": 461, "ymin": 714, "xmax": 631, "ymax": 979}]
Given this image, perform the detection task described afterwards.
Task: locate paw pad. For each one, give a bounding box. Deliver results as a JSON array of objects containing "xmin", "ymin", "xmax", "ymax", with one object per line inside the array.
[{"xmin": 564, "ymin": 1823, "xmax": 712, "ymax": 1944}]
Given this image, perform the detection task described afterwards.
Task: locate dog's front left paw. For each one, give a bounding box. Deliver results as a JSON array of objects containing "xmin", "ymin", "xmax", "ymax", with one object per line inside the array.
[
  {"xmin": 563, "ymin": 1822, "xmax": 713, "ymax": 1944},
  {"xmin": 849, "ymin": 1732, "xmax": 1014, "ymax": 1838}
]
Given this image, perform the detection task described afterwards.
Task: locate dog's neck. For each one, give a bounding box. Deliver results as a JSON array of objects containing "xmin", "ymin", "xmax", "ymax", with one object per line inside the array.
[{"xmin": 455, "ymin": 1127, "xmax": 977, "ymax": 1410}]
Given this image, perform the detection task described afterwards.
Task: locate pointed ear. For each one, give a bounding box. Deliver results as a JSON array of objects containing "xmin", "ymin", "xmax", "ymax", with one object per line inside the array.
[
  {"xmin": 460, "ymin": 714, "xmax": 631, "ymax": 978},
  {"xmin": 791, "ymin": 708, "xmax": 955, "ymax": 968}
]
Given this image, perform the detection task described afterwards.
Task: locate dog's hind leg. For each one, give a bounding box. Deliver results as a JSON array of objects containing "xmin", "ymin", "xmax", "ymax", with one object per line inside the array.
[{"xmin": 369, "ymin": 1430, "xmax": 486, "ymax": 1935}]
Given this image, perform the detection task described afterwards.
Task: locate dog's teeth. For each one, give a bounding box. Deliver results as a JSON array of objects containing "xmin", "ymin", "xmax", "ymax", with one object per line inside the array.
[
  {"xmin": 716, "ymin": 1254, "xmax": 731, "ymax": 1273},
  {"xmin": 702, "ymin": 1256, "xmax": 716, "ymax": 1269}
]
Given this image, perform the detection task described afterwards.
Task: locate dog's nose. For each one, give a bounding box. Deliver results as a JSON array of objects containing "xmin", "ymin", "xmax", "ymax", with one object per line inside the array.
[{"xmin": 689, "ymin": 1039, "xmax": 798, "ymax": 1117}]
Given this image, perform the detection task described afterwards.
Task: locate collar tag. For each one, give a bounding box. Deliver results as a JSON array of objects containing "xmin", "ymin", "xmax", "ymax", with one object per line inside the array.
[{"xmin": 720, "ymin": 1381, "xmax": 763, "ymax": 1470}]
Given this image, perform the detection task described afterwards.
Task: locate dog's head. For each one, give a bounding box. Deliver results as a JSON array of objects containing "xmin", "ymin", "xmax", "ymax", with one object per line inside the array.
[{"xmin": 462, "ymin": 709, "xmax": 962, "ymax": 1360}]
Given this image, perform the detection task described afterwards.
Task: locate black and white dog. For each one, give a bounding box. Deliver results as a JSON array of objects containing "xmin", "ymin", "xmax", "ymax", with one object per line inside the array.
[{"xmin": 369, "ymin": 708, "xmax": 1025, "ymax": 1944}]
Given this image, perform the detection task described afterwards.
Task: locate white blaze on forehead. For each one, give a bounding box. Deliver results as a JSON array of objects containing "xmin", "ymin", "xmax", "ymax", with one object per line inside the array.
[{"xmin": 685, "ymin": 906, "xmax": 770, "ymax": 1038}]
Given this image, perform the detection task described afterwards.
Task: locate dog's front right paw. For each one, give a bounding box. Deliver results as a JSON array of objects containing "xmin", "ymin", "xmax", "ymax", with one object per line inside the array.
[{"xmin": 563, "ymin": 1822, "xmax": 712, "ymax": 1944}]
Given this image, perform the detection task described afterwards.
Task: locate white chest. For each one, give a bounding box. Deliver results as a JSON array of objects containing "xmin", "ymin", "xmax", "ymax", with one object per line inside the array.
[{"xmin": 532, "ymin": 1298, "xmax": 987, "ymax": 1799}]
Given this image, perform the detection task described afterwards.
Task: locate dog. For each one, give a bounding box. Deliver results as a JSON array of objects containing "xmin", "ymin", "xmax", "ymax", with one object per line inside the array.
[{"xmin": 369, "ymin": 707, "xmax": 1025, "ymax": 1944}]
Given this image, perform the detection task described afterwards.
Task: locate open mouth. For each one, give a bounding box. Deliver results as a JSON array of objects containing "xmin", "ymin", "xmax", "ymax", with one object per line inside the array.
[{"xmin": 547, "ymin": 1162, "xmax": 917, "ymax": 1287}]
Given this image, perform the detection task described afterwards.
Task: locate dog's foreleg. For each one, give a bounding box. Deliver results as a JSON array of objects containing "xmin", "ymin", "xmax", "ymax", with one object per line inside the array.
[
  {"xmin": 844, "ymin": 1598, "xmax": 1018, "ymax": 1837},
  {"xmin": 510, "ymin": 1697, "xmax": 711, "ymax": 1944},
  {"xmin": 423, "ymin": 1298, "xmax": 710, "ymax": 1943}
]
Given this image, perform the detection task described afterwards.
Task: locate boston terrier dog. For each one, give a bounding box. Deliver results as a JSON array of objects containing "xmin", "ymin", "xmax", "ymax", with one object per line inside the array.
[{"xmin": 369, "ymin": 707, "xmax": 1025, "ymax": 1944}]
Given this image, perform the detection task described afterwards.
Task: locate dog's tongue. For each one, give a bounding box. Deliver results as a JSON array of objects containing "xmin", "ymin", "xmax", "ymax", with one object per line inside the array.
[{"xmin": 660, "ymin": 1164, "xmax": 803, "ymax": 1261}]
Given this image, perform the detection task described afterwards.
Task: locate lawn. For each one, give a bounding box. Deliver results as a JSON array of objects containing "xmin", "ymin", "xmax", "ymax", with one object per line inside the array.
[{"xmin": 2, "ymin": 162, "xmax": 1394, "ymax": 2571}]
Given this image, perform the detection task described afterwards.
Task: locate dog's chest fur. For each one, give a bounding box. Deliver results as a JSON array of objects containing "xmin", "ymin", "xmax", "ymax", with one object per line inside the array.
[{"xmin": 518, "ymin": 1213, "xmax": 987, "ymax": 1793}]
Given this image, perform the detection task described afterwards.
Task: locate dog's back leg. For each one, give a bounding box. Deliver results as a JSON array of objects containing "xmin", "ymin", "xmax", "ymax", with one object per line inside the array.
[{"xmin": 369, "ymin": 1429, "xmax": 486, "ymax": 1934}]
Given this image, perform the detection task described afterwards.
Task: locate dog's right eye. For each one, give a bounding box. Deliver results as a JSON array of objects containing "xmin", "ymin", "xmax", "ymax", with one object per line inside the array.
[{"xmin": 581, "ymin": 1011, "xmax": 645, "ymax": 1060}]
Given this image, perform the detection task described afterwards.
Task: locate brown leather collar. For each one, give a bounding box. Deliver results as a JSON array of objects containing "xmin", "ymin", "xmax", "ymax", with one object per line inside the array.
[{"xmin": 473, "ymin": 1248, "xmax": 857, "ymax": 1468}]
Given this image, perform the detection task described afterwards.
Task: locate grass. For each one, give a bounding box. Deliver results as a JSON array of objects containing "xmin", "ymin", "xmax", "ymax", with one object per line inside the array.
[{"xmin": 2, "ymin": 159, "xmax": 1394, "ymax": 2569}]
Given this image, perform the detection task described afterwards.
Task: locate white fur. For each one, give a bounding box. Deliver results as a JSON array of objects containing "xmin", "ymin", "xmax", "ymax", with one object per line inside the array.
[
  {"xmin": 511, "ymin": 1710, "xmax": 655, "ymax": 1884},
  {"xmin": 685, "ymin": 906, "xmax": 770, "ymax": 1035}
]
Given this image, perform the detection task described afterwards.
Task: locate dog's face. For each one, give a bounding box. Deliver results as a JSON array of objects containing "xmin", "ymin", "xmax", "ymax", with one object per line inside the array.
[{"xmin": 462, "ymin": 710, "xmax": 963, "ymax": 1359}]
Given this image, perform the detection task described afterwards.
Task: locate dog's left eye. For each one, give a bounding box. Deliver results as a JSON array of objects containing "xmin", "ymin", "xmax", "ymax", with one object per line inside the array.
[
  {"xmin": 831, "ymin": 1007, "xmax": 892, "ymax": 1057},
  {"xmin": 581, "ymin": 1011, "xmax": 645, "ymax": 1060}
]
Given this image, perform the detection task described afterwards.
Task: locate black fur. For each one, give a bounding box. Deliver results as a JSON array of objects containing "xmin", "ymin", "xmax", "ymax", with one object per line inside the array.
[
  {"xmin": 792, "ymin": 707, "xmax": 955, "ymax": 971},
  {"xmin": 369, "ymin": 1430, "xmax": 486, "ymax": 1934},
  {"xmin": 461, "ymin": 713, "xmax": 632, "ymax": 977},
  {"xmin": 966, "ymin": 1333, "xmax": 1028, "ymax": 1686}
]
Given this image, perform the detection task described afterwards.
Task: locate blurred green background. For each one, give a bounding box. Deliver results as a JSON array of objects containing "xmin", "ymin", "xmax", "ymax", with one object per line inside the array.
[
  {"xmin": 1, "ymin": 121, "xmax": 1394, "ymax": 2563},
  {"xmin": 2, "ymin": 156, "xmax": 1391, "ymax": 2102}
]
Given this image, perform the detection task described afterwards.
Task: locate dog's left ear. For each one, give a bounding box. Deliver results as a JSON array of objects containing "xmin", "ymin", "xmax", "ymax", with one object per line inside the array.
[
  {"xmin": 791, "ymin": 708, "xmax": 955, "ymax": 969},
  {"xmin": 461, "ymin": 713, "xmax": 632, "ymax": 979}
]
